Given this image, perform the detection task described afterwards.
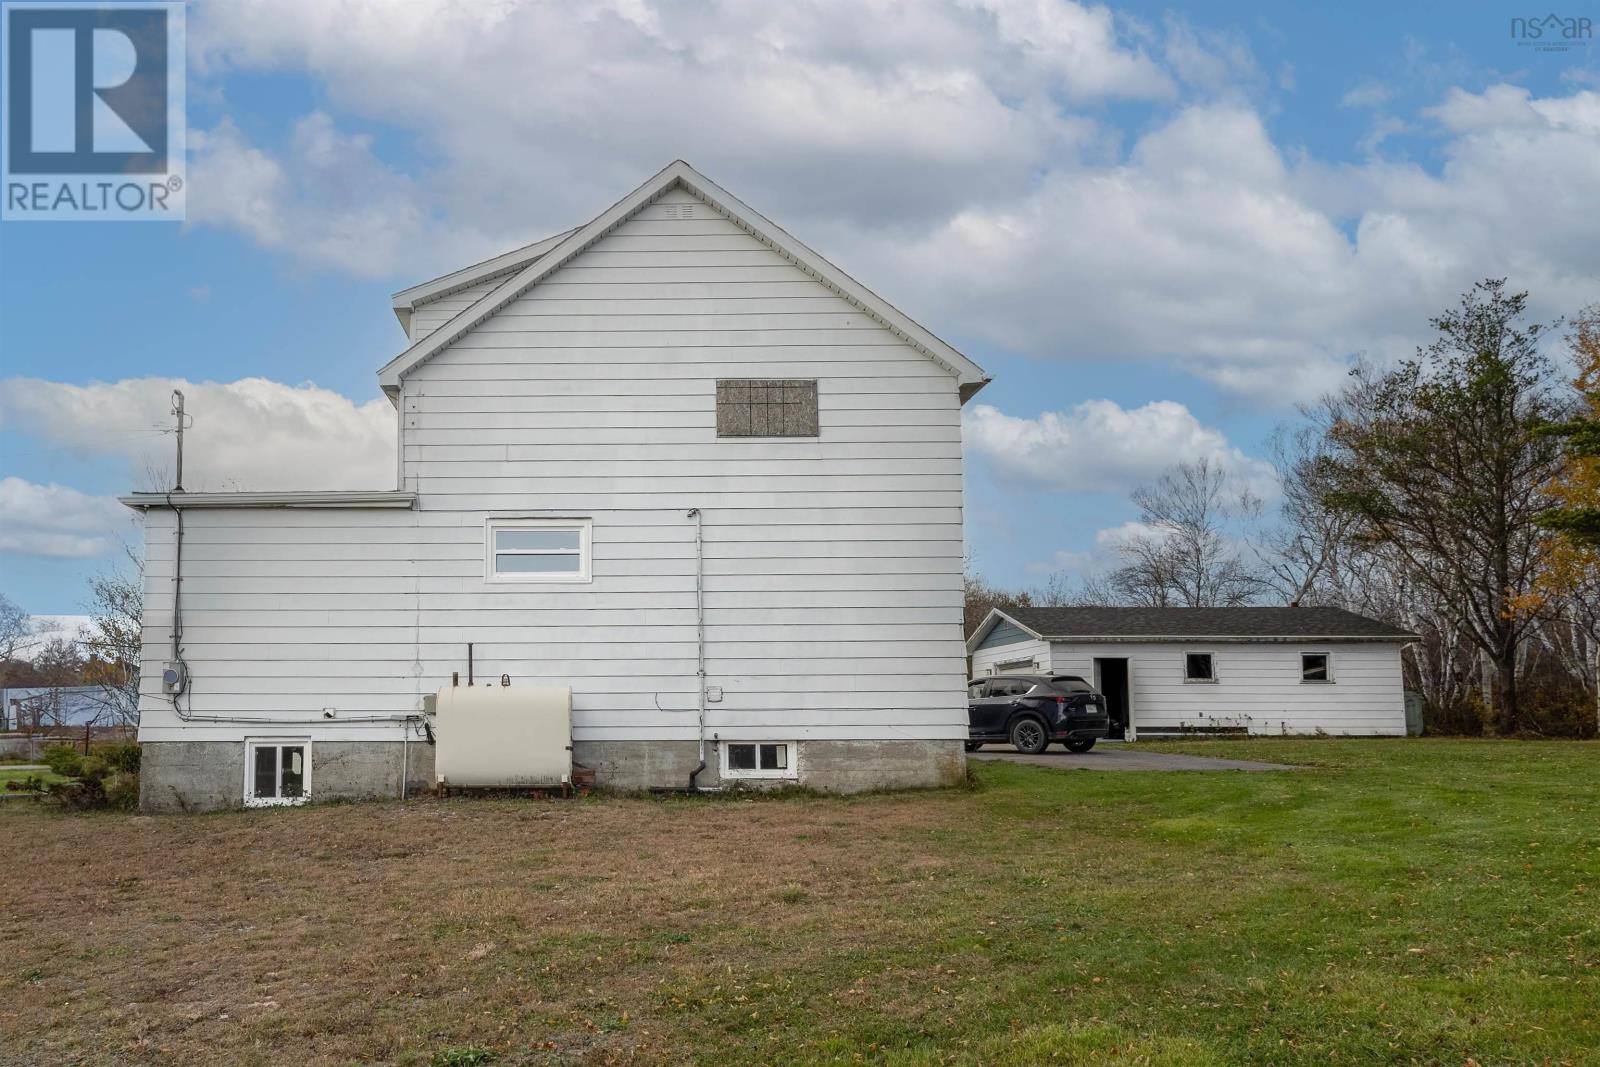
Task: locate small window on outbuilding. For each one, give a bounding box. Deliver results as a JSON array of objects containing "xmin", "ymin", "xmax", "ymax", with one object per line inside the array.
[
  {"xmin": 722, "ymin": 741, "xmax": 796, "ymax": 780},
  {"xmin": 716, "ymin": 379, "xmax": 818, "ymax": 437},
  {"xmin": 1301, "ymin": 652, "xmax": 1332, "ymax": 683},
  {"xmin": 1184, "ymin": 653, "xmax": 1216, "ymax": 683}
]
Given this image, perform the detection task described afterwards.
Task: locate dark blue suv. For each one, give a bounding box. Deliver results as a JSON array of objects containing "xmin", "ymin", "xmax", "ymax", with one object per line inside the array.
[{"xmin": 966, "ymin": 674, "xmax": 1110, "ymax": 754}]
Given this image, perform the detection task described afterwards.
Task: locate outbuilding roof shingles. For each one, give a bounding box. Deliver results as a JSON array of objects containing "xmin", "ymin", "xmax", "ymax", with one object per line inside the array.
[{"xmin": 997, "ymin": 606, "xmax": 1418, "ymax": 641}]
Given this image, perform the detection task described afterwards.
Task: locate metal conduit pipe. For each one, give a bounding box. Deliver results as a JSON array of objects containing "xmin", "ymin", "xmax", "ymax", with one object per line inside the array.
[{"xmin": 687, "ymin": 507, "xmax": 708, "ymax": 791}]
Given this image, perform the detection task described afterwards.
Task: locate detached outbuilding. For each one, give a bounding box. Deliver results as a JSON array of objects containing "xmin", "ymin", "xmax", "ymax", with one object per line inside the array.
[{"xmin": 967, "ymin": 606, "xmax": 1418, "ymax": 739}]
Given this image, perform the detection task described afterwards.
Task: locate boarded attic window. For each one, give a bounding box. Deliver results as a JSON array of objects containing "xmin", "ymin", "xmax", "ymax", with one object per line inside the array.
[{"xmin": 716, "ymin": 380, "xmax": 818, "ymax": 438}]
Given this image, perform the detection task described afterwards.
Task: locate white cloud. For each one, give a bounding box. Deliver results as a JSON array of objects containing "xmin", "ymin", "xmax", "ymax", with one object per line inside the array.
[
  {"xmin": 1026, "ymin": 548, "xmax": 1093, "ymax": 574},
  {"xmin": 1094, "ymin": 520, "xmax": 1172, "ymax": 548},
  {"xmin": 186, "ymin": 0, "xmax": 1162, "ymax": 267},
  {"xmin": 1341, "ymin": 81, "xmax": 1391, "ymax": 108},
  {"xmin": 970, "ymin": 0, "xmax": 1173, "ymax": 98},
  {"xmin": 188, "ymin": 114, "xmax": 467, "ymax": 279},
  {"xmin": 0, "ymin": 378, "xmax": 395, "ymax": 493},
  {"xmin": 855, "ymin": 88, "xmax": 1600, "ymax": 399},
  {"xmin": 962, "ymin": 399, "xmax": 1276, "ymax": 495},
  {"xmin": 0, "ymin": 478, "xmax": 129, "ymax": 559},
  {"xmin": 34, "ymin": 615, "xmax": 95, "ymax": 640},
  {"xmin": 1160, "ymin": 16, "xmax": 1260, "ymax": 95},
  {"xmin": 178, "ymin": 3, "xmax": 1600, "ymax": 405}
]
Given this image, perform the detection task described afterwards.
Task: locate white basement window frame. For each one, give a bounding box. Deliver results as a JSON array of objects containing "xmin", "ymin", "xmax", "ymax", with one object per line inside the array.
[
  {"xmin": 1184, "ymin": 651, "xmax": 1218, "ymax": 683},
  {"xmin": 721, "ymin": 740, "xmax": 798, "ymax": 781},
  {"xmin": 1301, "ymin": 651, "xmax": 1334, "ymax": 683},
  {"xmin": 245, "ymin": 738, "xmax": 311, "ymax": 807},
  {"xmin": 486, "ymin": 518, "xmax": 593, "ymax": 583}
]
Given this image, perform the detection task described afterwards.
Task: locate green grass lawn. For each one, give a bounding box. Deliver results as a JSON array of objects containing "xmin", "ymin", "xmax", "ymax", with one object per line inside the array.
[
  {"xmin": 0, "ymin": 738, "xmax": 1594, "ymax": 1065},
  {"xmin": 0, "ymin": 765, "xmax": 71, "ymax": 790}
]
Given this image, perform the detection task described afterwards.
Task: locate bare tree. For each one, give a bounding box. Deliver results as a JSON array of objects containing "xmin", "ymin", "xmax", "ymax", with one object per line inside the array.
[
  {"xmin": 0, "ymin": 593, "xmax": 59, "ymax": 663},
  {"xmin": 81, "ymin": 550, "xmax": 144, "ymax": 727},
  {"xmin": 30, "ymin": 635, "xmax": 85, "ymax": 686},
  {"xmin": 1109, "ymin": 458, "xmax": 1267, "ymax": 607}
]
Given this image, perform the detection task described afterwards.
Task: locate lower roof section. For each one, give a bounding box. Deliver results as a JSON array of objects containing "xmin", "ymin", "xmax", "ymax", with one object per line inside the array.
[{"xmin": 119, "ymin": 490, "xmax": 417, "ymax": 510}]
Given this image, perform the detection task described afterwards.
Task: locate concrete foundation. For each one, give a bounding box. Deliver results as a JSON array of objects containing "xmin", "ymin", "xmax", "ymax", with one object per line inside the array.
[
  {"xmin": 139, "ymin": 740, "xmax": 436, "ymax": 814},
  {"xmin": 139, "ymin": 737, "xmax": 961, "ymax": 811}
]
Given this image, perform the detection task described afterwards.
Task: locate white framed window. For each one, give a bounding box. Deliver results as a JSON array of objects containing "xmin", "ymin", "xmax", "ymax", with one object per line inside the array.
[
  {"xmin": 486, "ymin": 518, "xmax": 592, "ymax": 583},
  {"xmin": 1301, "ymin": 652, "xmax": 1333, "ymax": 683},
  {"xmin": 245, "ymin": 739, "xmax": 311, "ymax": 807},
  {"xmin": 1184, "ymin": 652, "xmax": 1217, "ymax": 683},
  {"xmin": 995, "ymin": 658, "xmax": 1036, "ymax": 674},
  {"xmin": 721, "ymin": 741, "xmax": 797, "ymax": 781}
]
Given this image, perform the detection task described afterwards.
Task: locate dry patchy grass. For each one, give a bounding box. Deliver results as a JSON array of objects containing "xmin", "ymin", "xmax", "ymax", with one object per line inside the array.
[{"xmin": 0, "ymin": 739, "xmax": 1596, "ymax": 1066}]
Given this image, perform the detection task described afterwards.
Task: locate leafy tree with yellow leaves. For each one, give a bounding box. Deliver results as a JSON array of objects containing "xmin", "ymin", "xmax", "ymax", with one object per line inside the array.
[{"xmin": 1538, "ymin": 308, "xmax": 1600, "ymax": 547}]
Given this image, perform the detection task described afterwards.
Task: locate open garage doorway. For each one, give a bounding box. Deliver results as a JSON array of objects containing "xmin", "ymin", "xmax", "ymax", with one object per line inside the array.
[{"xmin": 1094, "ymin": 657, "xmax": 1131, "ymax": 740}]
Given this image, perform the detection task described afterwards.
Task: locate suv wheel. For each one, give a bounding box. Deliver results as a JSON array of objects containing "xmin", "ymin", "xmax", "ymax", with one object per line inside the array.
[
  {"xmin": 1063, "ymin": 738, "xmax": 1096, "ymax": 753},
  {"xmin": 964, "ymin": 741, "xmax": 981, "ymax": 753},
  {"xmin": 1009, "ymin": 717, "xmax": 1048, "ymax": 755}
]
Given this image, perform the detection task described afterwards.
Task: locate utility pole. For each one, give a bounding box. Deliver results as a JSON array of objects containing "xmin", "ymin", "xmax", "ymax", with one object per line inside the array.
[{"xmin": 171, "ymin": 390, "xmax": 187, "ymax": 492}]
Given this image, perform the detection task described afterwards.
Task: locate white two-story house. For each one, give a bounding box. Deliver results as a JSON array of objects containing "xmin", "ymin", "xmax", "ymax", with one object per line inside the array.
[{"xmin": 123, "ymin": 161, "xmax": 988, "ymax": 811}]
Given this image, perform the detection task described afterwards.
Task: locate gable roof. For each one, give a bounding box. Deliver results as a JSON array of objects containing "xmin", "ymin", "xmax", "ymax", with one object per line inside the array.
[
  {"xmin": 376, "ymin": 160, "xmax": 989, "ymax": 404},
  {"xmin": 967, "ymin": 605, "xmax": 1419, "ymax": 651},
  {"xmin": 389, "ymin": 227, "xmax": 579, "ymax": 334}
]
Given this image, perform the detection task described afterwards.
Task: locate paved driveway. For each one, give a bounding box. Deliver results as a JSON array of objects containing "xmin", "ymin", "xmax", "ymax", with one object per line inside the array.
[{"xmin": 969, "ymin": 746, "xmax": 1296, "ymax": 772}]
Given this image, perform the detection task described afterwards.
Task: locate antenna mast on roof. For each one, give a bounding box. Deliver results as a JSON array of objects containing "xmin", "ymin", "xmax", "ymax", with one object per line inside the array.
[{"xmin": 170, "ymin": 390, "xmax": 190, "ymax": 492}]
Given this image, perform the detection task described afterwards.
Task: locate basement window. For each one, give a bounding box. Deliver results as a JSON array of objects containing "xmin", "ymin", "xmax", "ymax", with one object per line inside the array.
[
  {"xmin": 245, "ymin": 740, "xmax": 311, "ymax": 807},
  {"xmin": 1301, "ymin": 652, "xmax": 1333, "ymax": 683},
  {"xmin": 721, "ymin": 741, "xmax": 797, "ymax": 780},
  {"xmin": 716, "ymin": 380, "xmax": 819, "ymax": 437},
  {"xmin": 1184, "ymin": 652, "xmax": 1216, "ymax": 683},
  {"xmin": 487, "ymin": 519, "xmax": 592, "ymax": 583}
]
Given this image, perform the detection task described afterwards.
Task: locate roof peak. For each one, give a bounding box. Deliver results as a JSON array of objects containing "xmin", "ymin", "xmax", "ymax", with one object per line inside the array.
[{"xmin": 375, "ymin": 159, "xmax": 987, "ymax": 403}]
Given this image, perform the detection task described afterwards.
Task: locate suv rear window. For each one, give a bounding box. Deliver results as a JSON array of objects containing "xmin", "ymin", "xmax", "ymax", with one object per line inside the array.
[
  {"xmin": 1051, "ymin": 676, "xmax": 1093, "ymax": 693},
  {"xmin": 990, "ymin": 678, "xmax": 1034, "ymax": 697}
]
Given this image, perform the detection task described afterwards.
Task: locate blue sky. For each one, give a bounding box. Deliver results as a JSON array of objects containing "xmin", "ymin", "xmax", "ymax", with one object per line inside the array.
[{"xmin": 1, "ymin": 0, "xmax": 1597, "ymax": 621}]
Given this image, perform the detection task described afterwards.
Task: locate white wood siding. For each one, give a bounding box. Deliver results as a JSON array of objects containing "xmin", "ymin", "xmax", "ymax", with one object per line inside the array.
[
  {"xmin": 408, "ymin": 279, "xmax": 498, "ymax": 343},
  {"xmin": 138, "ymin": 187, "xmax": 967, "ymax": 745},
  {"xmin": 970, "ymin": 637, "xmax": 1050, "ymax": 678},
  {"xmin": 1047, "ymin": 641, "xmax": 1407, "ymax": 736}
]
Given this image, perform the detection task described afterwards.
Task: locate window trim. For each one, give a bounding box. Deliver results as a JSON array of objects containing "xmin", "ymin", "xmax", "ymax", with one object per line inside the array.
[
  {"xmin": 994, "ymin": 658, "xmax": 1037, "ymax": 674},
  {"xmin": 1183, "ymin": 651, "xmax": 1218, "ymax": 684},
  {"xmin": 485, "ymin": 518, "xmax": 593, "ymax": 584},
  {"xmin": 1300, "ymin": 651, "xmax": 1334, "ymax": 684},
  {"xmin": 244, "ymin": 738, "xmax": 312, "ymax": 807},
  {"xmin": 720, "ymin": 740, "xmax": 799, "ymax": 781}
]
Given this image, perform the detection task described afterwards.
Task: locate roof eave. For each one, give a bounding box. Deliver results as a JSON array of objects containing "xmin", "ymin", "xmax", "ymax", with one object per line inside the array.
[
  {"xmin": 119, "ymin": 491, "xmax": 417, "ymax": 511},
  {"xmin": 1037, "ymin": 633, "xmax": 1422, "ymax": 644},
  {"xmin": 388, "ymin": 227, "xmax": 580, "ymax": 326}
]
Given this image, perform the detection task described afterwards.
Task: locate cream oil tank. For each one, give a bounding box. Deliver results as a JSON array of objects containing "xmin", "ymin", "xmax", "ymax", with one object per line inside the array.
[{"xmin": 433, "ymin": 684, "xmax": 573, "ymax": 789}]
